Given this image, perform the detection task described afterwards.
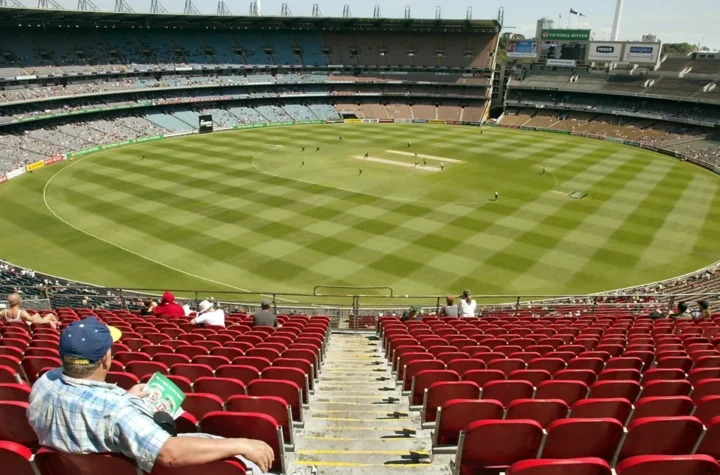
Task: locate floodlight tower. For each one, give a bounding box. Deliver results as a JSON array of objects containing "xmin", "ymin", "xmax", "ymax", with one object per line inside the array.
[{"xmin": 611, "ymin": 0, "xmax": 624, "ymax": 41}]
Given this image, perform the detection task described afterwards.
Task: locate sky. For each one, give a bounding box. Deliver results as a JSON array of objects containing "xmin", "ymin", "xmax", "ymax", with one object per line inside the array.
[{"xmin": 25, "ymin": 0, "xmax": 720, "ymax": 49}]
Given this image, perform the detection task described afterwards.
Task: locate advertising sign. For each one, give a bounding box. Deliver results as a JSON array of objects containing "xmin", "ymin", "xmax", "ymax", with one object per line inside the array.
[
  {"xmin": 588, "ymin": 42, "xmax": 623, "ymax": 62},
  {"xmin": 26, "ymin": 160, "xmax": 45, "ymax": 172},
  {"xmin": 507, "ymin": 40, "xmax": 538, "ymax": 58},
  {"xmin": 198, "ymin": 115, "xmax": 214, "ymax": 134},
  {"xmin": 6, "ymin": 167, "xmax": 26, "ymax": 179},
  {"xmin": 541, "ymin": 29, "xmax": 591, "ymax": 41},
  {"xmin": 0, "ymin": 175, "xmax": 6, "ymax": 185},
  {"xmin": 547, "ymin": 59, "xmax": 578, "ymax": 67},
  {"xmin": 623, "ymin": 43, "xmax": 661, "ymax": 63},
  {"xmin": 44, "ymin": 156, "xmax": 64, "ymax": 166}
]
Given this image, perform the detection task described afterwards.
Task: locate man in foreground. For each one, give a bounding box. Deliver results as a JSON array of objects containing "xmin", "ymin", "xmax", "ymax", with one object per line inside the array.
[
  {"xmin": 153, "ymin": 291, "xmax": 186, "ymax": 318},
  {"xmin": 253, "ymin": 299, "xmax": 279, "ymax": 327},
  {"xmin": 1, "ymin": 293, "xmax": 59, "ymax": 328},
  {"xmin": 27, "ymin": 316, "xmax": 274, "ymax": 473}
]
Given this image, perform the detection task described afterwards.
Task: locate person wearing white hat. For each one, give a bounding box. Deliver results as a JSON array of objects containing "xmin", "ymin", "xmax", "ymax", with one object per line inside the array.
[{"xmin": 191, "ymin": 300, "xmax": 225, "ymax": 327}]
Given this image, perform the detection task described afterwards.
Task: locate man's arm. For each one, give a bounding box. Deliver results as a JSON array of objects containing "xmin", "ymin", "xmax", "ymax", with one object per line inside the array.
[{"xmin": 156, "ymin": 436, "xmax": 274, "ymax": 472}]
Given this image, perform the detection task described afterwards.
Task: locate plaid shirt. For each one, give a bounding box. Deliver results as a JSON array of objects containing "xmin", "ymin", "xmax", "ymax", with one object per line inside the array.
[{"xmin": 27, "ymin": 369, "xmax": 170, "ymax": 472}]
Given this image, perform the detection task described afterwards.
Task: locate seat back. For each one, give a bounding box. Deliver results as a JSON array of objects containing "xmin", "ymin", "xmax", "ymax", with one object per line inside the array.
[
  {"xmin": 456, "ymin": 420, "xmax": 544, "ymax": 473},
  {"xmin": 226, "ymin": 395, "xmax": 294, "ymax": 446},
  {"xmin": 0, "ymin": 441, "xmax": 35, "ymax": 475},
  {"xmin": 615, "ymin": 454, "xmax": 720, "ymax": 475},
  {"xmin": 247, "ymin": 379, "xmax": 302, "ymax": 422},
  {"xmin": 193, "ymin": 377, "xmax": 246, "ymax": 402},
  {"xmin": 535, "ymin": 380, "xmax": 589, "ymax": 406},
  {"xmin": 150, "ymin": 459, "xmax": 247, "ymax": 475},
  {"xmin": 410, "ymin": 370, "xmax": 459, "ymax": 406},
  {"xmin": 434, "ymin": 399, "xmax": 504, "ymax": 446},
  {"xmin": 34, "ymin": 448, "xmax": 139, "ymax": 475},
  {"xmin": 542, "ymin": 418, "xmax": 625, "ymax": 462},
  {"xmin": 215, "ymin": 365, "xmax": 262, "ymax": 385},
  {"xmin": 183, "ymin": 393, "xmax": 224, "ymax": 420},
  {"xmin": 569, "ymin": 398, "xmax": 633, "ymax": 424},
  {"xmin": 629, "ymin": 397, "xmax": 694, "ymax": 423},
  {"xmin": 617, "ymin": 416, "xmax": 705, "ymax": 464},
  {"xmin": 505, "ymin": 399, "xmax": 569, "ymax": 427},
  {"xmin": 506, "ymin": 458, "xmax": 612, "ymax": 475},
  {"xmin": 423, "ymin": 381, "xmax": 480, "ymax": 423},
  {"xmin": 481, "ymin": 380, "xmax": 535, "ymax": 407}
]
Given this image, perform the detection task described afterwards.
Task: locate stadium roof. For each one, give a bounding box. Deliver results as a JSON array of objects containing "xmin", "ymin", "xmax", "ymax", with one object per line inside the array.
[{"xmin": 0, "ymin": 7, "xmax": 500, "ymax": 32}]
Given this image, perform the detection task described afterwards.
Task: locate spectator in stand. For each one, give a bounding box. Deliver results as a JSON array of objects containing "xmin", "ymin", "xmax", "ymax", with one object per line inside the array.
[
  {"xmin": 459, "ymin": 289, "xmax": 477, "ymax": 318},
  {"xmin": 401, "ymin": 305, "xmax": 423, "ymax": 322},
  {"xmin": 191, "ymin": 300, "xmax": 225, "ymax": 327},
  {"xmin": 694, "ymin": 300, "xmax": 711, "ymax": 321},
  {"xmin": 440, "ymin": 295, "xmax": 458, "ymax": 317},
  {"xmin": 1, "ymin": 292, "xmax": 59, "ymax": 328},
  {"xmin": 27, "ymin": 317, "xmax": 275, "ymax": 473},
  {"xmin": 252, "ymin": 299, "xmax": 279, "ymax": 328},
  {"xmin": 153, "ymin": 291, "xmax": 185, "ymax": 318},
  {"xmin": 668, "ymin": 301, "xmax": 692, "ymax": 320},
  {"xmin": 139, "ymin": 298, "xmax": 156, "ymax": 317}
]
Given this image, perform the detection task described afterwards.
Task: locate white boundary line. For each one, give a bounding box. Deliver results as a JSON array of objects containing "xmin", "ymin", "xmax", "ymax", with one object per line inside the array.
[{"xmin": 42, "ymin": 152, "xmax": 298, "ymax": 303}]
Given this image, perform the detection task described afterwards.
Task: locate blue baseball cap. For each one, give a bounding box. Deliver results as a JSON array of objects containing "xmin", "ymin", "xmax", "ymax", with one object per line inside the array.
[{"xmin": 59, "ymin": 316, "xmax": 122, "ymax": 365}]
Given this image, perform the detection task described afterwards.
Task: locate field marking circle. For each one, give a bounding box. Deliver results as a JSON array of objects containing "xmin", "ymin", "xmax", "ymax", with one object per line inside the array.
[{"xmin": 42, "ymin": 153, "xmax": 298, "ymax": 303}]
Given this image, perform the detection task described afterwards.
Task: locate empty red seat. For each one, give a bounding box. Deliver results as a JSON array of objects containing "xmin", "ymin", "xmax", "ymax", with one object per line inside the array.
[
  {"xmin": 691, "ymin": 378, "xmax": 720, "ymax": 403},
  {"xmin": 588, "ymin": 380, "xmax": 641, "ymax": 401},
  {"xmin": 0, "ymin": 401, "xmax": 38, "ymax": 448},
  {"xmin": 0, "ymin": 441, "xmax": 35, "ymax": 475},
  {"xmin": 616, "ymin": 416, "xmax": 705, "ymax": 464},
  {"xmin": 183, "ymin": 393, "xmax": 224, "ymax": 420},
  {"xmin": 262, "ymin": 367, "xmax": 309, "ymax": 402},
  {"xmin": 215, "ymin": 365, "xmax": 262, "ymax": 385},
  {"xmin": 481, "ymin": 380, "xmax": 534, "ymax": 407},
  {"xmin": 505, "ymin": 399, "xmax": 569, "ymax": 427},
  {"xmin": 696, "ymin": 416, "xmax": 720, "ymax": 459},
  {"xmin": 152, "ymin": 353, "xmax": 192, "ymax": 368},
  {"xmin": 554, "ymin": 369, "xmax": 597, "ymax": 386},
  {"xmin": 693, "ymin": 396, "xmax": 720, "ymax": 425},
  {"xmin": 434, "ymin": 399, "xmax": 504, "ymax": 446},
  {"xmin": 462, "ymin": 369, "xmax": 506, "ymax": 388},
  {"xmin": 112, "ymin": 351, "xmax": 152, "ymax": 366},
  {"xmin": 0, "ymin": 383, "xmax": 30, "ymax": 402},
  {"xmin": 247, "ymin": 379, "xmax": 303, "ymax": 423},
  {"xmin": 150, "ymin": 459, "xmax": 248, "ymax": 474},
  {"xmin": 569, "ymin": 398, "xmax": 633, "ymax": 423},
  {"xmin": 454, "ymin": 420, "xmax": 544, "ymax": 472},
  {"xmin": 194, "ymin": 377, "xmax": 246, "ymax": 402},
  {"xmin": 105, "ymin": 372, "xmax": 141, "ymax": 391},
  {"xmin": 535, "ymin": 380, "xmax": 589, "ymax": 406},
  {"xmin": 176, "ymin": 346, "xmax": 209, "ymax": 359},
  {"xmin": 541, "ymin": 418, "xmax": 624, "ymax": 463},
  {"xmin": 422, "ymin": 381, "xmax": 480, "ymax": 423},
  {"xmin": 193, "ymin": 355, "xmax": 231, "ymax": 370},
  {"xmin": 508, "ymin": 370, "xmax": 552, "ymax": 387},
  {"xmin": 34, "ymin": 448, "xmax": 139, "ymax": 475},
  {"xmin": 629, "ymin": 396, "xmax": 695, "ymax": 423},
  {"xmin": 640, "ymin": 379, "xmax": 692, "ymax": 398},
  {"xmin": 227, "ymin": 395, "xmax": 294, "ymax": 446},
  {"xmin": 488, "ymin": 358, "xmax": 526, "ymax": 376},
  {"xmin": 21, "ymin": 356, "xmax": 61, "ymax": 383},
  {"xmin": 506, "ymin": 458, "xmax": 612, "ymax": 475},
  {"xmin": 410, "ymin": 370, "xmax": 459, "ymax": 406},
  {"xmin": 169, "ymin": 363, "xmax": 214, "ymax": 382},
  {"xmin": 402, "ymin": 360, "xmax": 445, "ymax": 391},
  {"xmin": 641, "ymin": 368, "xmax": 686, "ymax": 383},
  {"xmin": 567, "ymin": 357, "xmax": 605, "ymax": 374},
  {"xmin": 656, "ymin": 356, "xmax": 693, "ymax": 373},
  {"xmin": 688, "ymin": 368, "xmax": 720, "ymax": 386},
  {"xmin": 446, "ymin": 359, "xmax": 486, "ymax": 377},
  {"xmin": 201, "ymin": 412, "xmax": 285, "ymax": 474},
  {"xmin": 615, "ymin": 455, "xmax": 720, "ymax": 475},
  {"xmin": 528, "ymin": 357, "xmax": 566, "ymax": 374},
  {"xmin": 232, "ymin": 356, "xmax": 273, "ymax": 372},
  {"xmin": 125, "ymin": 361, "xmax": 169, "ymax": 379}
]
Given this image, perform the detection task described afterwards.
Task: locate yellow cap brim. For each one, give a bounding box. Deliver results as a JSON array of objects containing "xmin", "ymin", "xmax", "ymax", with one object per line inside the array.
[{"xmin": 108, "ymin": 326, "xmax": 122, "ymax": 342}]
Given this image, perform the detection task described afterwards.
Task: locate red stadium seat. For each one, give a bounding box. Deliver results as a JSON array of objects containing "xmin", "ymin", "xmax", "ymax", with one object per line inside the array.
[
  {"xmin": 125, "ymin": 361, "xmax": 169, "ymax": 379},
  {"xmin": 402, "ymin": 360, "xmax": 445, "ymax": 391},
  {"xmin": 201, "ymin": 412, "xmax": 285, "ymax": 474},
  {"xmin": 506, "ymin": 458, "xmax": 612, "ymax": 475},
  {"xmin": 434, "ymin": 399, "xmax": 504, "ymax": 446},
  {"xmin": 176, "ymin": 346, "xmax": 209, "ymax": 359},
  {"xmin": 153, "ymin": 353, "xmax": 192, "ymax": 368},
  {"xmin": 640, "ymin": 379, "xmax": 693, "ymax": 398},
  {"xmin": 641, "ymin": 368, "xmax": 686, "ymax": 383},
  {"xmin": 226, "ymin": 395, "xmax": 294, "ymax": 446},
  {"xmin": 0, "ymin": 441, "xmax": 36, "ymax": 475},
  {"xmin": 691, "ymin": 379, "xmax": 720, "ymax": 403},
  {"xmin": 508, "ymin": 370, "xmax": 552, "ymax": 387},
  {"xmin": 262, "ymin": 367, "xmax": 309, "ymax": 403},
  {"xmin": 410, "ymin": 370, "xmax": 460, "ymax": 406},
  {"xmin": 535, "ymin": 380, "xmax": 589, "ymax": 406},
  {"xmin": 696, "ymin": 416, "xmax": 720, "ymax": 459},
  {"xmin": 598, "ymin": 369, "xmax": 642, "ymax": 382},
  {"xmin": 183, "ymin": 393, "xmax": 224, "ymax": 420},
  {"xmin": 527, "ymin": 357, "xmax": 566, "ymax": 374},
  {"xmin": 567, "ymin": 357, "xmax": 605, "ymax": 374},
  {"xmin": 481, "ymin": 380, "xmax": 534, "ymax": 407},
  {"xmin": 0, "ymin": 382, "xmax": 30, "ymax": 402},
  {"xmin": 693, "ymin": 396, "xmax": 720, "ymax": 425},
  {"xmin": 194, "ymin": 377, "xmax": 246, "ymax": 402},
  {"xmin": 169, "ymin": 363, "xmax": 214, "ymax": 382},
  {"xmin": 588, "ymin": 380, "xmax": 641, "ymax": 401},
  {"xmin": 105, "ymin": 372, "xmax": 140, "ymax": 391},
  {"xmin": 112, "ymin": 352, "xmax": 152, "ymax": 366},
  {"xmin": 453, "ymin": 420, "xmax": 544, "ymax": 473},
  {"xmin": 615, "ymin": 455, "xmax": 720, "ymax": 475},
  {"xmin": 232, "ymin": 356, "xmax": 273, "ymax": 372},
  {"xmin": 216, "ymin": 365, "xmax": 262, "ymax": 385},
  {"xmin": 422, "ymin": 381, "xmax": 480, "ymax": 423},
  {"xmin": 0, "ymin": 401, "xmax": 38, "ymax": 448},
  {"xmin": 629, "ymin": 396, "xmax": 694, "ymax": 423},
  {"xmin": 192, "ymin": 355, "xmax": 231, "ymax": 370},
  {"xmin": 688, "ymin": 368, "xmax": 720, "ymax": 386},
  {"xmin": 149, "ymin": 459, "xmax": 247, "ymax": 475},
  {"xmin": 553, "ymin": 369, "xmax": 597, "ymax": 386},
  {"xmin": 21, "ymin": 356, "xmax": 61, "ymax": 383},
  {"xmin": 447, "ymin": 359, "xmax": 486, "ymax": 377},
  {"xmin": 35, "ymin": 448, "xmax": 138, "ymax": 475},
  {"xmin": 569, "ymin": 398, "xmax": 633, "ymax": 423},
  {"xmin": 461, "ymin": 369, "xmax": 506, "ymax": 388},
  {"xmin": 487, "ymin": 358, "xmax": 526, "ymax": 376},
  {"xmin": 247, "ymin": 379, "xmax": 303, "ymax": 423},
  {"xmin": 541, "ymin": 418, "xmax": 624, "ymax": 463},
  {"xmin": 616, "ymin": 416, "xmax": 704, "ymax": 464},
  {"xmin": 505, "ymin": 399, "xmax": 569, "ymax": 427}
]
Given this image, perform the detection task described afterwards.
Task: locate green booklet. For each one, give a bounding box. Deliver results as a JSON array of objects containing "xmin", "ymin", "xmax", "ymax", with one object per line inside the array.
[{"xmin": 145, "ymin": 372, "xmax": 186, "ymax": 416}]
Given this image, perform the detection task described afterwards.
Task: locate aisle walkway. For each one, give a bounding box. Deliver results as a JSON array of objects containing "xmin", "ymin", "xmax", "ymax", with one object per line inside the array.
[{"xmin": 288, "ymin": 333, "xmax": 451, "ymax": 475}]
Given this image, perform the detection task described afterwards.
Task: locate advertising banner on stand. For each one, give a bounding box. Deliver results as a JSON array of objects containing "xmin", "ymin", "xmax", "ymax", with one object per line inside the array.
[
  {"xmin": 541, "ymin": 29, "xmax": 591, "ymax": 41},
  {"xmin": 588, "ymin": 42, "xmax": 624, "ymax": 62},
  {"xmin": 623, "ymin": 43, "xmax": 661, "ymax": 63},
  {"xmin": 26, "ymin": 160, "xmax": 45, "ymax": 172},
  {"xmin": 44, "ymin": 156, "xmax": 64, "ymax": 166},
  {"xmin": 344, "ymin": 119, "xmax": 362, "ymax": 124},
  {"xmin": 394, "ymin": 118, "xmax": 412, "ymax": 123},
  {"xmin": 412, "ymin": 119, "xmax": 428, "ymax": 124},
  {"xmin": 6, "ymin": 167, "xmax": 26, "ymax": 179},
  {"xmin": 0, "ymin": 175, "xmax": 6, "ymax": 185},
  {"xmin": 361, "ymin": 118, "xmax": 379, "ymax": 123},
  {"xmin": 547, "ymin": 59, "xmax": 578, "ymax": 67},
  {"xmin": 507, "ymin": 41, "xmax": 539, "ymax": 58}
]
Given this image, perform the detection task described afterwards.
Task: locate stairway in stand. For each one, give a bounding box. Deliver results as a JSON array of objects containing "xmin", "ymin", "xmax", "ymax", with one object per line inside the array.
[{"xmin": 288, "ymin": 333, "xmax": 451, "ymax": 475}]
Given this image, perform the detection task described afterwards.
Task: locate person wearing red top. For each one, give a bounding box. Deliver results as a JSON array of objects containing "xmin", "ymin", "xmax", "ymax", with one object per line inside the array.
[{"xmin": 152, "ymin": 291, "xmax": 185, "ymax": 318}]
